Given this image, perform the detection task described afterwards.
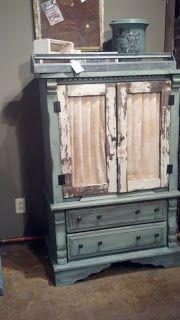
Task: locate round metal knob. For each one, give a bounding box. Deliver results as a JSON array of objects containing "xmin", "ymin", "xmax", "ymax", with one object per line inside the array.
[
  {"xmin": 78, "ymin": 244, "xmax": 83, "ymax": 249},
  {"xmin": 98, "ymin": 241, "xmax": 103, "ymax": 246},
  {"xmin": 136, "ymin": 235, "xmax": 141, "ymax": 241},
  {"xmin": 154, "ymin": 233, "xmax": 160, "ymax": 238},
  {"xmin": 154, "ymin": 208, "xmax": 160, "ymax": 213},
  {"xmin": 77, "ymin": 216, "xmax": 82, "ymax": 222},
  {"xmin": 135, "ymin": 209, "xmax": 141, "ymax": 215},
  {"xmin": 97, "ymin": 214, "xmax": 102, "ymax": 220}
]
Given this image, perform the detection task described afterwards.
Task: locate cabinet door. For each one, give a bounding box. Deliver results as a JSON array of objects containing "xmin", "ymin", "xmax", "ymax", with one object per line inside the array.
[
  {"xmin": 58, "ymin": 83, "xmax": 117, "ymax": 198},
  {"xmin": 117, "ymin": 81, "xmax": 171, "ymax": 193}
]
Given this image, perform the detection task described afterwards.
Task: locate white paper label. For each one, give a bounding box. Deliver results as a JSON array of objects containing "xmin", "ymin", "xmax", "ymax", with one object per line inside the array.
[
  {"xmin": 80, "ymin": 0, "xmax": 87, "ymax": 2},
  {"xmin": 41, "ymin": 0, "xmax": 64, "ymax": 26},
  {"xmin": 71, "ymin": 60, "xmax": 84, "ymax": 74}
]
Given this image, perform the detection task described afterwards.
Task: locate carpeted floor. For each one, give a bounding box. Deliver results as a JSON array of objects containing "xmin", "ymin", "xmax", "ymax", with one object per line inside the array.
[{"xmin": 0, "ymin": 241, "xmax": 180, "ymax": 320}]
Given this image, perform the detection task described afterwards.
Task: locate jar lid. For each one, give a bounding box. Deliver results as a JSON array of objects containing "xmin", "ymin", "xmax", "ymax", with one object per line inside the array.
[{"xmin": 110, "ymin": 19, "xmax": 149, "ymax": 25}]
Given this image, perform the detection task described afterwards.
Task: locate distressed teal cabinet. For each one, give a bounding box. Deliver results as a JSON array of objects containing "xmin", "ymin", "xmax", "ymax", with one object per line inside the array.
[{"xmin": 34, "ymin": 53, "xmax": 180, "ymax": 286}]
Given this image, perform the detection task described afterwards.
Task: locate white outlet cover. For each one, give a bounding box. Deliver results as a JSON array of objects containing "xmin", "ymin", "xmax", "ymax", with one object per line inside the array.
[{"xmin": 15, "ymin": 198, "xmax": 26, "ymax": 214}]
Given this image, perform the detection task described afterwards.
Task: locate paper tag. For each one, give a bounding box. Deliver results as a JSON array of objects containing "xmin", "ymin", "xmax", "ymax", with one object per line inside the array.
[
  {"xmin": 80, "ymin": 0, "xmax": 87, "ymax": 2},
  {"xmin": 71, "ymin": 60, "xmax": 84, "ymax": 74},
  {"xmin": 41, "ymin": 0, "xmax": 64, "ymax": 26}
]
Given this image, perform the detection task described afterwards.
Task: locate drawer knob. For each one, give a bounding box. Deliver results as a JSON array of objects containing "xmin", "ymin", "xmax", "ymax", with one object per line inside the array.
[
  {"xmin": 98, "ymin": 241, "xmax": 103, "ymax": 246},
  {"xmin": 154, "ymin": 208, "xmax": 160, "ymax": 213},
  {"xmin": 78, "ymin": 244, "xmax": 83, "ymax": 249},
  {"xmin": 136, "ymin": 235, "xmax": 141, "ymax": 241},
  {"xmin": 135, "ymin": 209, "xmax": 141, "ymax": 215},
  {"xmin": 77, "ymin": 216, "xmax": 82, "ymax": 222},
  {"xmin": 154, "ymin": 233, "xmax": 160, "ymax": 238},
  {"xmin": 97, "ymin": 214, "xmax": 102, "ymax": 220}
]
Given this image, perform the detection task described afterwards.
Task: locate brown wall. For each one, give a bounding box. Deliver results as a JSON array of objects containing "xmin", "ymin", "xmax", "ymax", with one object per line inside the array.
[{"xmin": 0, "ymin": 0, "xmax": 166, "ymax": 238}]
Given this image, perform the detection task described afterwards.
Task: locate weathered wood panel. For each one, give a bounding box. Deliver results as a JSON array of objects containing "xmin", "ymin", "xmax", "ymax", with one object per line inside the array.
[
  {"xmin": 106, "ymin": 84, "xmax": 117, "ymax": 193},
  {"xmin": 160, "ymin": 81, "xmax": 171, "ymax": 187},
  {"xmin": 127, "ymin": 92, "xmax": 160, "ymax": 188},
  {"xmin": 69, "ymin": 95, "xmax": 107, "ymax": 187},
  {"xmin": 117, "ymin": 81, "xmax": 171, "ymax": 193},
  {"xmin": 117, "ymin": 84, "xmax": 128, "ymax": 193},
  {"xmin": 58, "ymin": 83, "xmax": 117, "ymax": 198},
  {"xmin": 57, "ymin": 85, "xmax": 72, "ymax": 175},
  {"xmin": 67, "ymin": 84, "xmax": 106, "ymax": 96}
]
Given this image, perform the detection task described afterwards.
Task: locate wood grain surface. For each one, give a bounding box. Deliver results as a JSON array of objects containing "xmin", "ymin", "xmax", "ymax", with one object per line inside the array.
[
  {"xmin": 69, "ymin": 95, "xmax": 106, "ymax": 187},
  {"xmin": 127, "ymin": 92, "xmax": 160, "ymax": 184}
]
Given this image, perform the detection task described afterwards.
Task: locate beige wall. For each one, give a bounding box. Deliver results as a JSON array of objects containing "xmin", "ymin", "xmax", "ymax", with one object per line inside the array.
[
  {"xmin": 0, "ymin": 0, "xmax": 166, "ymax": 237},
  {"xmin": 104, "ymin": 0, "xmax": 166, "ymax": 52},
  {"xmin": 0, "ymin": 0, "xmax": 45, "ymax": 237}
]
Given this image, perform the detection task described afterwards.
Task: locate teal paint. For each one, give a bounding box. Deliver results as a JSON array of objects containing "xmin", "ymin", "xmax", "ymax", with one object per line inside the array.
[
  {"xmin": 110, "ymin": 19, "xmax": 149, "ymax": 53},
  {"xmin": 37, "ymin": 55, "xmax": 180, "ymax": 286}
]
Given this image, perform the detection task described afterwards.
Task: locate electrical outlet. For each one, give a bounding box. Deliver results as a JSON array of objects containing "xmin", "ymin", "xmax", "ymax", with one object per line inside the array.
[{"xmin": 15, "ymin": 198, "xmax": 26, "ymax": 214}]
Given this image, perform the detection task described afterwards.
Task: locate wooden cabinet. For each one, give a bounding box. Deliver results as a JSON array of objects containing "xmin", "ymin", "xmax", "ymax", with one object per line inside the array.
[{"xmin": 35, "ymin": 53, "xmax": 180, "ymax": 286}]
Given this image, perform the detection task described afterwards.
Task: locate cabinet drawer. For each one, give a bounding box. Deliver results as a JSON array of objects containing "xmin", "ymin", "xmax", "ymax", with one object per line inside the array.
[
  {"xmin": 66, "ymin": 200, "xmax": 167, "ymax": 233},
  {"xmin": 67, "ymin": 222, "xmax": 167, "ymax": 260}
]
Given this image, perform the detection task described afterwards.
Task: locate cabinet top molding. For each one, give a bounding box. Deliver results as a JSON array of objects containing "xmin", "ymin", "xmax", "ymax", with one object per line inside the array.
[{"xmin": 32, "ymin": 53, "xmax": 180, "ymax": 79}]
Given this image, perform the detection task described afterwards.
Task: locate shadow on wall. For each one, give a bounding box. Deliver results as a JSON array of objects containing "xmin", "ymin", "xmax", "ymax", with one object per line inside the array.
[{"xmin": 1, "ymin": 78, "xmax": 47, "ymax": 237}]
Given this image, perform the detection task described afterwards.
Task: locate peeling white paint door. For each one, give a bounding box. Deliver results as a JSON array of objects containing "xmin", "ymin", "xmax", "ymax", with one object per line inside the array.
[
  {"xmin": 58, "ymin": 83, "xmax": 117, "ymax": 198},
  {"xmin": 117, "ymin": 81, "xmax": 171, "ymax": 193}
]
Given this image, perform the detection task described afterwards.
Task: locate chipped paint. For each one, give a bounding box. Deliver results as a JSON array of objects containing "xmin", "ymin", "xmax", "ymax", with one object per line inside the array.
[
  {"xmin": 106, "ymin": 84, "xmax": 117, "ymax": 192},
  {"xmin": 160, "ymin": 81, "xmax": 171, "ymax": 187},
  {"xmin": 117, "ymin": 84, "xmax": 128, "ymax": 193},
  {"xmin": 58, "ymin": 85, "xmax": 72, "ymax": 175}
]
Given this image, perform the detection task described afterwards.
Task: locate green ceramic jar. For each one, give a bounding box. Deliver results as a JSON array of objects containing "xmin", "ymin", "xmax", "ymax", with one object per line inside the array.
[{"xmin": 110, "ymin": 19, "xmax": 149, "ymax": 54}]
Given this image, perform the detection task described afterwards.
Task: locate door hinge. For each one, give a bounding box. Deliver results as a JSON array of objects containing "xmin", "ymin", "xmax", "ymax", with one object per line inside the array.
[
  {"xmin": 167, "ymin": 164, "xmax": 173, "ymax": 174},
  {"xmin": 58, "ymin": 174, "xmax": 66, "ymax": 185},
  {"xmin": 54, "ymin": 101, "xmax": 61, "ymax": 113},
  {"xmin": 168, "ymin": 95, "xmax": 174, "ymax": 106}
]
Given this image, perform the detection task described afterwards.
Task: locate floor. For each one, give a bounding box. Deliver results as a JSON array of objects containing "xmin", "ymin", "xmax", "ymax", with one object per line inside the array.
[{"xmin": 0, "ymin": 241, "xmax": 180, "ymax": 320}]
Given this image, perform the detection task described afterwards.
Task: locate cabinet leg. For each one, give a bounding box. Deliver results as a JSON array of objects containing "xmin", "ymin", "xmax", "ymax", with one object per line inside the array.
[{"xmin": 53, "ymin": 263, "xmax": 111, "ymax": 287}]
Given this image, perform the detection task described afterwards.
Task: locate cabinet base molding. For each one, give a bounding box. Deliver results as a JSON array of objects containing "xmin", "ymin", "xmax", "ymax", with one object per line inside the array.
[
  {"xmin": 53, "ymin": 263, "xmax": 111, "ymax": 287},
  {"xmin": 131, "ymin": 249, "xmax": 180, "ymax": 268},
  {"xmin": 51, "ymin": 246, "xmax": 180, "ymax": 286}
]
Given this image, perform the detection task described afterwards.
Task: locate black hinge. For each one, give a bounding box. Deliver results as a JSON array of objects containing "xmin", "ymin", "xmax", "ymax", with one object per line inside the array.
[
  {"xmin": 54, "ymin": 101, "xmax": 61, "ymax": 113},
  {"xmin": 168, "ymin": 95, "xmax": 174, "ymax": 106},
  {"xmin": 58, "ymin": 174, "xmax": 66, "ymax": 185},
  {"xmin": 167, "ymin": 164, "xmax": 173, "ymax": 174}
]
